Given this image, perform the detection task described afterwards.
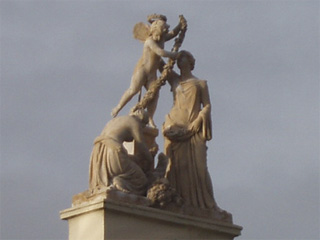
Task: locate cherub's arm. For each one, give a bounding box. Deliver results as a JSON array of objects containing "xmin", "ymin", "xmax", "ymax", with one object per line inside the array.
[
  {"xmin": 146, "ymin": 38, "xmax": 177, "ymax": 59},
  {"xmin": 165, "ymin": 22, "xmax": 181, "ymax": 41},
  {"xmin": 165, "ymin": 15, "xmax": 187, "ymax": 41}
]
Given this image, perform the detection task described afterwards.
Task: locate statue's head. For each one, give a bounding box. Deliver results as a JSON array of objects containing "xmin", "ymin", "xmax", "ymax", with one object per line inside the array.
[
  {"xmin": 150, "ymin": 20, "xmax": 169, "ymax": 41},
  {"xmin": 177, "ymin": 50, "xmax": 195, "ymax": 71},
  {"xmin": 147, "ymin": 14, "xmax": 167, "ymax": 24},
  {"xmin": 131, "ymin": 108, "xmax": 149, "ymax": 125}
]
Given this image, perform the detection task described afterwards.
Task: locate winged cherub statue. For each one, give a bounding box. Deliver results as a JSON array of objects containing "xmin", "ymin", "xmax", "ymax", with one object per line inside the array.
[{"xmin": 111, "ymin": 14, "xmax": 183, "ymax": 128}]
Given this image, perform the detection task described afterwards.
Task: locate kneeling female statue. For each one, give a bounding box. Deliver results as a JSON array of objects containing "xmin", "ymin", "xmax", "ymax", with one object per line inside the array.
[{"xmin": 89, "ymin": 110, "xmax": 153, "ymax": 195}]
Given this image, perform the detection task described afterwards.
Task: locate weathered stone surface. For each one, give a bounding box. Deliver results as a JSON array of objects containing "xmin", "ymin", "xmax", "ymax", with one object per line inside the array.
[
  {"xmin": 60, "ymin": 199, "xmax": 242, "ymax": 240},
  {"xmin": 88, "ymin": 111, "xmax": 153, "ymax": 197},
  {"xmin": 111, "ymin": 15, "xmax": 186, "ymax": 128},
  {"xmin": 60, "ymin": 13, "xmax": 242, "ymax": 239}
]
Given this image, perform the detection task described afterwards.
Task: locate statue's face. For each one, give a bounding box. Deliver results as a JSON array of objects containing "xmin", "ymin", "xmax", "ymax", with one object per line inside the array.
[
  {"xmin": 160, "ymin": 21, "xmax": 170, "ymax": 34},
  {"xmin": 158, "ymin": 20, "xmax": 169, "ymax": 31},
  {"xmin": 177, "ymin": 54, "xmax": 189, "ymax": 69},
  {"xmin": 177, "ymin": 51, "xmax": 195, "ymax": 70},
  {"xmin": 152, "ymin": 20, "xmax": 169, "ymax": 36}
]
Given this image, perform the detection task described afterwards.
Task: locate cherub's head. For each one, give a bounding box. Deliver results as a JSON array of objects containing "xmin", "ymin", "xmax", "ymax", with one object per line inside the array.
[
  {"xmin": 177, "ymin": 50, "xmax": 195, "ymax": 71},
  {"xmin": 150, "ymin": 20, "xmax": 170, "ymax": 41}
]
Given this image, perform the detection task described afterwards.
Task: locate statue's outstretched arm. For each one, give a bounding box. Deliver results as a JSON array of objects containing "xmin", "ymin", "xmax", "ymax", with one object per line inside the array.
[
  {"xmin": 165, "ymin": 15, "xmax": 187, "ymax": 41},
  {"xmin": 146, "ymin": 39, "xmax": 177, "ymax": 59},
  {"xmin": 165, "ymin": 23, "xmax": 181, "ymax": 41}
]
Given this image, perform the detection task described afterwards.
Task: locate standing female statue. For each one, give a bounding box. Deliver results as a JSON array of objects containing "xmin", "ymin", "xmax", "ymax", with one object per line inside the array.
[{"xmin": 163, "ymin": 50, "xmax": 219, "ymax": 210}]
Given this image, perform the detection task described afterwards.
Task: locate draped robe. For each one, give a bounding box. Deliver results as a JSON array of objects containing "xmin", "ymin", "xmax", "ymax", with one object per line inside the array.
[
  {"xmin": 89, "ymin": 135, "xmax": 147, "ymax": 195},
  {"xmin": 163, "ymin": 79, "xmax": 218, "ymax": 209}
]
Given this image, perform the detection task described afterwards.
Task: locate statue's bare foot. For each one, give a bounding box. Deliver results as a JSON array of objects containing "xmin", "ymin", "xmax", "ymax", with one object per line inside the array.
[
  {"xmin": 111, "ymin": 107, "xmax": 119, "ymax": 118},
  {"xmin": 148, "ymin": 119, "xmax": 157, "ymax": 129}
]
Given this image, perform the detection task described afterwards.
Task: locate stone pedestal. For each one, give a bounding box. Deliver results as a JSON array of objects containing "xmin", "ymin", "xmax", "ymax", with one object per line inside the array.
[{"xmin": 60, "ymin": 198, "xmax": 242, "ymax": 240}]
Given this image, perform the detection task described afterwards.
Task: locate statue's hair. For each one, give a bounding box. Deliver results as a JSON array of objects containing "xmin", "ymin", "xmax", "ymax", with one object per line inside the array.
[
  {"xmin": 147, "ymin": 14, "xmax": 167, "ymax": 24},
  {"xmin": 149, "ymin": 20, "xmax": 168, "ymax": 41},
  {"xmin": 130, "ymin": 108, "xmax": 149, "ymax": 124},
  {"xmin": 178, "ymin": 50, "xmax": 196, "ymax": 70}
]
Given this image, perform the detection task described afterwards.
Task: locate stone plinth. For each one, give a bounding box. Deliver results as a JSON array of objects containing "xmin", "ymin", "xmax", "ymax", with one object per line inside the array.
[{"xmin": 60, "ymin": 198, "xmax": 242, "ymax": 240}]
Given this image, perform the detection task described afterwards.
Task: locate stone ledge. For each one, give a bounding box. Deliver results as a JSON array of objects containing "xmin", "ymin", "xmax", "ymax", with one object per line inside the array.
[{"xmin": 60, "ymin": 198, "xmax": 242, "ymax": 238}]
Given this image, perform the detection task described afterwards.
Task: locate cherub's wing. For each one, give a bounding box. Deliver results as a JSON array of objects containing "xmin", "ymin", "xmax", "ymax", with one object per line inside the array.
[{"xmin": 133, "ymin": 22, "xmax": 150, "ymax": 42}]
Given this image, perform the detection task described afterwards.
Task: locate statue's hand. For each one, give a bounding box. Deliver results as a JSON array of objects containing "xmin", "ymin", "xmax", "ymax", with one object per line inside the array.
[
  {"xmin": 189, "ymin": 117, "xmax": 202, "ymax": 133},
  {"xmin": 170, "ymin": 52, "xmax": 179, "ymax": 60},
  {"xmin": 179, "ymin": 15, "xmax": 187, "ymax": 30}
]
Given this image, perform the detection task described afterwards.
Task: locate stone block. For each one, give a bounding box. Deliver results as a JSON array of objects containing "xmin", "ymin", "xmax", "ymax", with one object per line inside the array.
[{"xmin": 60, "ymin": 198, "xmax": 242, "ymax": 240}]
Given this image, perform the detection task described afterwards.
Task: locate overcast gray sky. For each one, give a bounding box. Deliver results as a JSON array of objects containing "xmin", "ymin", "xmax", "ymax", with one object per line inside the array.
[{"xmin": 1, "ymin": 0, "xmax": 319, "ymax": 239}]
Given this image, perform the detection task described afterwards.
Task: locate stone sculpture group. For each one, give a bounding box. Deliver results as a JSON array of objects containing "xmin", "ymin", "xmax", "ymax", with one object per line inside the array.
[{"xmin": 76, "ymin": 14, "xmax": 232, "ymax": 222}]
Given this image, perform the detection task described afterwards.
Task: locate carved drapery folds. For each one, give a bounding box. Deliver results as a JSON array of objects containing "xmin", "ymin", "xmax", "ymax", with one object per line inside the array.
[{"xmin": 79, "ymin": 14, "xmax": 232, "ymax": 223}]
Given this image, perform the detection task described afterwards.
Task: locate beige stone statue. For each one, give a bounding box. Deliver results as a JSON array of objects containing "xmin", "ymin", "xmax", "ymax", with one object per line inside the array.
[
  {"xmin": 111, "ymin": 14, "xmax": 183, "ymax": 128},
  {"xmin": 89, "ymin": 109, "xmax": 153, "ymax": 196},
  {"xmin": 163, "ymin": 50, "xmax": 223, "ymax": 213},
  {"xmin": 77, "ymin": 15, "xmax": 230, "ymax": 221},
  {"xmin": 63, "ymin": 18, "xmax": 241, "ymax": 238}
]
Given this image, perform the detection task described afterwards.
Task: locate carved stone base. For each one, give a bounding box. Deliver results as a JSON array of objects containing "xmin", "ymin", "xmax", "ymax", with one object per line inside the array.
[
  {"xmin": 60, "ymin": 193, "xmax": 242, "ymax": 240},
  {"xmin": 71, "ymin": 188, "xmax": 151, "ymax": 208}
]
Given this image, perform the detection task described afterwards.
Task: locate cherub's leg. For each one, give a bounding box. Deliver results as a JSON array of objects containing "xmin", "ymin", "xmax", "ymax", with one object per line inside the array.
[
  {"xmin": 111, "ymin": 70, "xmax": 146, "ymax": 117},
  {"xmin": 146, "ymin": 90, "xmax": 159, "ymax": 128}
]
